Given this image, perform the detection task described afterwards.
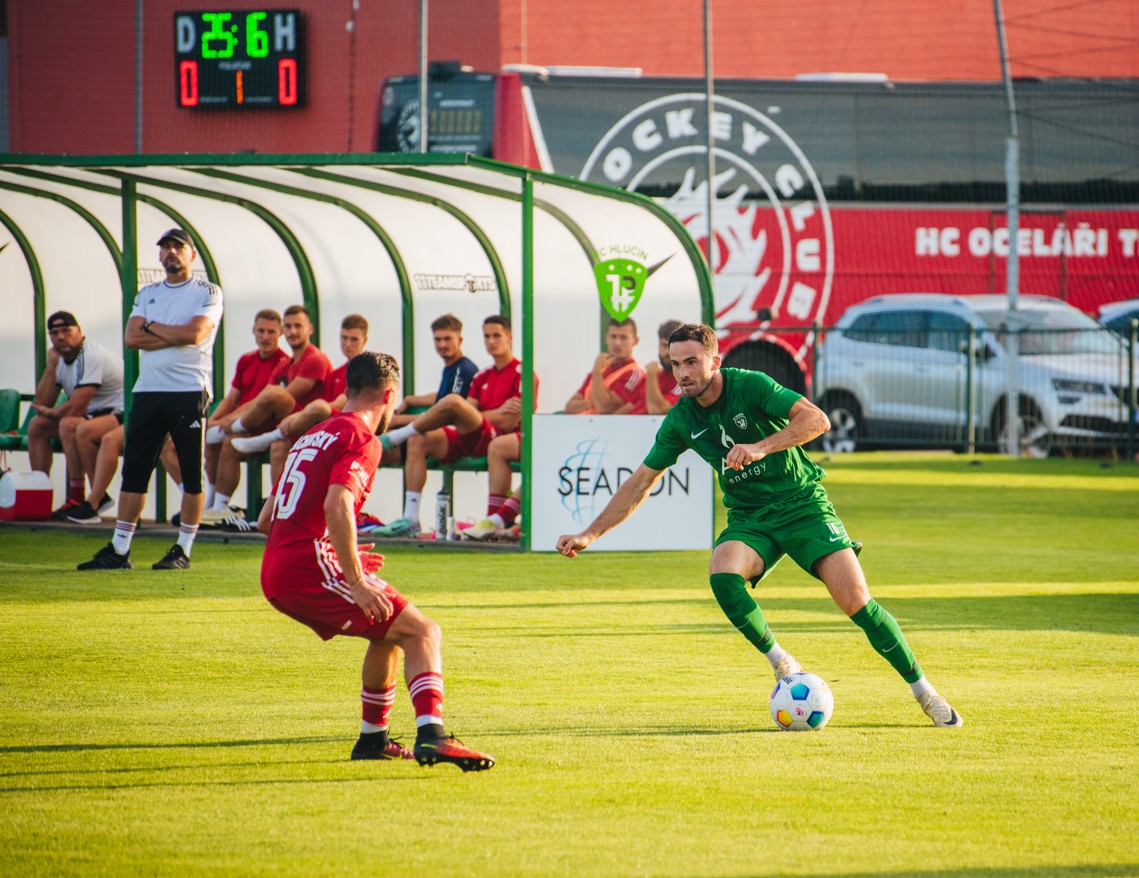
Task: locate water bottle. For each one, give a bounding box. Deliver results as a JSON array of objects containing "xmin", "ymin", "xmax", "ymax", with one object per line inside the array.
[{"xmin": 434, "ymin": 487, "xmax": 451, "ymax": 540}]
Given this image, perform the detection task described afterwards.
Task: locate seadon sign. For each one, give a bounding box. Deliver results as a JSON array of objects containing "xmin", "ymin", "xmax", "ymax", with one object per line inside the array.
[{"xmin": 529, "ymin": 414, "xmax": 713, "ymax": 552}]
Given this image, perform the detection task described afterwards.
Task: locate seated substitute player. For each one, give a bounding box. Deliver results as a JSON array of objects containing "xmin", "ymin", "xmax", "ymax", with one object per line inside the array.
[
  {"xmin": 563, "ymin": 317, "xmax": 646, "ymax": 415},
  {"xmin": 459, "ymin": 431, "xmax": 522, "ymax": 541},
  {"xmin": 196, "ymin": 309, "xmax": 289, "ymax": 513},
  {"xmin": 556, "ymin": 323, "xmax": 964, "ymax": 728},
  {"xmin": 388, "ymin": 312, "xmax": 480, "ymax": 432},
  {"xmin": 257, "ymin": 351, "xmax": 495, "ymax": 770},
  {"xmin": 643, "ymin": 318, "xmax": 684, "ymax": 414},
  {"xmin": 28, "ymin": 311, "xmax": 125, "ymax": 521},
  {"xmin": 374, "ymin": 315, "xmax": 535, "ymax": 538},
  {"xmin": 231, "ymin": 313, "xmax": 370, "ymax": 490}
]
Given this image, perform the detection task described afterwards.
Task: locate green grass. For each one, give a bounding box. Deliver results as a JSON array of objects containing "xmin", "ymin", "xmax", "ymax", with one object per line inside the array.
[{"xmin": 1, "ymin": 452, "xmax": 1137, "ymax": 877}]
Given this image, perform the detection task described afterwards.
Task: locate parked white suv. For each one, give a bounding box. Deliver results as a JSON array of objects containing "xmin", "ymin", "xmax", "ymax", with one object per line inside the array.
[{"xmin": 814, "ymin": 294, "xmax": 1135, "ymax": 457}]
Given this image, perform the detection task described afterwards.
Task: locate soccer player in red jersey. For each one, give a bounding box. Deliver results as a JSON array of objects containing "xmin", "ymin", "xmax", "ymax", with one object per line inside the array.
[
  {"xmin": 644, "ymin": 319, "xmax": 684, "ymax": 414},
  {"xmin": 563, "ymin": 317, "xmax": 646, "ymax": 415},
  {"xmin": 258, "ymin": 351, "xmax": 495, "ymax": 770},
  {"xmin": 375, "ymin": 315, "xmax": 536, "ymax": 538}
]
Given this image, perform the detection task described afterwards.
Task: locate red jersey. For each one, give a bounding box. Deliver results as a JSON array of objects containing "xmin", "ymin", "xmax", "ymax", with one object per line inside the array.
[
  {"xmin": 656, "ymin": 367, "xmax": 682, "ymax": 408},
  {"xmin": 270, "ymin": 344, "xmax": 333, "ymax": 411},
  {"xmin": 231, "ymin": 348, "xmax": 290, "ymax": 405},
  {"xmin": 325, "ymin": 362, "xmax": 348, "ymax": 402},
  {"xmin": 261, "ymin": 412, "xmax": 379, "ymax": 599},
  {"xmin": 574, "ymin": 359, "xmax": 646, "ymax": 414},
  {"xmin": 469, "ymin": 358, "xmax": 539, "ymax": 411}
]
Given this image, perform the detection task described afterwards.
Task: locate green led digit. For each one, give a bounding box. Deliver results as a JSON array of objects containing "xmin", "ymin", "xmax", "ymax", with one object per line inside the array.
[
  {"xmin": 201, "ymin": 12, "xmax": 238, "ymax": 59},
  {"xmin": 246, "ymin": 12, "xmax": 269, "ymax": 58}
]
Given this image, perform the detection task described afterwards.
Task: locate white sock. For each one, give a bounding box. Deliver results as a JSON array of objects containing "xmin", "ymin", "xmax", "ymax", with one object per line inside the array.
[
  {"xmin": 488, "ymin": 512, "xmax": 506, "ymax": 528},
  {"xmin": 205, "ymin": 425, "xmax": 226, "ymax": 445},
  {"xmin": 910, "ymin": 676, "xmax": 935, "ymax": 699},
  {"xmin": 360, "ymin": 720, "xmax": 387, "ymax": 734},
  {"xmin": 213, "ymin": 493, "xmax": 231, "ymax": 512},
  {"xmin": 403, "ymin": 492, "xmax": 421, "ymax": 524},
  {"xmin": 229, "ymin": 417, "xmax": 248, "ymax": 435},
  {"xmin": 205, "ymin": 482, "xmax": 216, "ymax": 508},
  {"xmin": 177, "ymin": 522, "xmax": 199, "ymax": 556},
  {"xmin": 386, "ymin": 424, "xmax": 419, "ymax": 446},
  {"xmin": 263, "ymin": 427, "xmax": 285, "ymax": 443},
  {"xmin": 112, "ymin": 520, "xmax": 136, "ymax": 555},
  {"xmin": 764, "ymin": 642, "xmax": 789, "ymax": 669}
]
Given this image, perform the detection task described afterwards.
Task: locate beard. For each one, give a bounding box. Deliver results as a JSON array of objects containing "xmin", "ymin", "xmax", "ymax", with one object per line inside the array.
[
  {"xmin": 375, "ymin": 409, "xmax": 392, "ymax": 436},
  {"xmin": 679, "ymin": 375, "xmax": 713, "ymax": 398}
]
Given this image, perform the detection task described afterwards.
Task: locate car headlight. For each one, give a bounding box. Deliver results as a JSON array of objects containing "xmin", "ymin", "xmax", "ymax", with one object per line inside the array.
[{"xmin": 1052, "ymin": 378, "xmax": 1107, "ymax": 395}]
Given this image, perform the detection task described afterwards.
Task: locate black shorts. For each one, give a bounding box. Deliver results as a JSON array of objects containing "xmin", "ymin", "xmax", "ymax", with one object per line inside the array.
[
  {"xmin": 120, "ymin": 390, "xmax": 210, "ymax": 495},
  {"xmin": 84, "ymin": 408, "xmax": 124, "ymax": 424}
]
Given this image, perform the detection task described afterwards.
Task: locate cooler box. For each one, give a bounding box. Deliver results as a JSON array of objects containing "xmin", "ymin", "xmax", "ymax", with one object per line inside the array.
[{"xmin": 0, "ymin": 471, "xmax": 54, "ymax": 520}]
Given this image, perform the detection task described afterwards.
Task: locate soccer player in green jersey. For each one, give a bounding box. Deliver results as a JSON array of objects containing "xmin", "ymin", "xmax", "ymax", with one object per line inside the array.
[{"xmin": 556, "ymin": 323, "xmax": 963, "ymax": 728}]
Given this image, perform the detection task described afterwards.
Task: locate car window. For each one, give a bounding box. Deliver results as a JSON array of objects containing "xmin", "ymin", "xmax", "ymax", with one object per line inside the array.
[
  {"xmin": 844, "ymin": 313, "xmax": 878, "ymax": 343},
  {"xmin": 872, "ymin": 310, "xmax": 927, "ymax": 348},
  {"xmin": 1106, "ymin": 311, "xmax": 1139, "ymax": 338},
  {"xmin": 927, "ymin": 311, "xmax": 972, "ymax": 352}
]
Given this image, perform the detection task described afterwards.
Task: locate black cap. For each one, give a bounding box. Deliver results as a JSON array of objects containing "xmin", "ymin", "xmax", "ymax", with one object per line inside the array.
[
  {"xmin": 47, "ymin": 311, "xmax": 80, "ymax": 330},
  {"xmin": 157, "ymin": 228, "xmax": 193, "ymax": 247}
]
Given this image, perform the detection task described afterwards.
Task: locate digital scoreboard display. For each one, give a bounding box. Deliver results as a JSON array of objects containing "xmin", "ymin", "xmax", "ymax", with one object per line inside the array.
[
  {"xmin": 376, "ymin": 72, "xmax": 497, "ymax": 156},
  {"xmin": 175, "ymin": 10, "xmax": 304, "ymax": 109}
]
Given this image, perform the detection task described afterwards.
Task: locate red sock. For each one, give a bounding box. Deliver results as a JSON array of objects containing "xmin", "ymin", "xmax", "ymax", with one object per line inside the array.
[
  {"xmin": 408, "ymin": 672, "xmax": 444, "ymax": 729},
  {"xmin": 496, "ymin": 496, "xmax": 521, "ymax": 527},
  {"xmin": 487, "ymin": 494, "xmax": 506, "ymax": 517},
  {"xmin": 69, "ymin": 479, "xmax": 85, "ymax": 502},
  {"xmin": 361, "ymin": 685, "xmax": 396, "ymax": 728}
]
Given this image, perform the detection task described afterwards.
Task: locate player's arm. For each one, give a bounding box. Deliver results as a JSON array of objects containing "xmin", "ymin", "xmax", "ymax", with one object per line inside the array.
[
  {"xmin": 643, "ymin": 363, "xmax": 672, "ymax": 414},
  {"xmin": 207, "ymin": 387, "xmax": 243, "ymax": 425},
  {"xmin": 33, "ymin": 351, "xmax": 61, "ymax": 407},
  {"xmin": 399, "ymin": 391, "xmax": 438, "ymax": 411},
  {"xmin": 257, "ymin": 489, "xmax": 275, "ymax": 535},
  {"xmin": 324, "ymin": 484, "xmax": 393, "ymax": 622},
  {"xmin": 281, "ymin": 375, "xmax": 317, "ymax": 402},
  {"xmin": 724, "ymin": 397, "xmax": 830, "ymax": 471},
  {"xmin": 556, "ymin": 464, "xmax": 664, "ymax": 557},
  {"xmin": 32, "ymin": 383, "xmax": 96, "ymax": 419},
  {"xmin": 588, "ymin": 354, "xmax": 627, "ymax": 412},
  {"xmin": 482, "ymin": 396, "xmax": 520, "ymax": 432}
]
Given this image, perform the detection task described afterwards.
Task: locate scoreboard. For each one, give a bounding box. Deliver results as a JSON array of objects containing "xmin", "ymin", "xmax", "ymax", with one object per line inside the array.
[{"xmin": 175, "ymin": 10, "xmax": 304, "ymax": 109}]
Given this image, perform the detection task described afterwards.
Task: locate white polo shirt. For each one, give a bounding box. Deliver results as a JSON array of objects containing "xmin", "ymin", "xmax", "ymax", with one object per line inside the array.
[
  {"xmin": 55, "ymin": 337, "xmax": 125, "ymax": 414},
  {"xmin": 129, "ymin": 277, "xmax": 224, "ymax": 393}
]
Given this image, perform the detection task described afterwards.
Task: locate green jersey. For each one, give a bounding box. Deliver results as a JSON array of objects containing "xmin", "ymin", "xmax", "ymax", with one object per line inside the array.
[{"xmin": 643, "ymin": 368, "xmax": 826, "ymax": 508}]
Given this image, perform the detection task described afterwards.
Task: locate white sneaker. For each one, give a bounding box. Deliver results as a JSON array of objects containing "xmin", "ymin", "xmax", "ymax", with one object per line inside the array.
[
  {"xmin": 918, "ymin": 692, "xmax": 964, "ymax": 728},
  {"xmin": 232, "ymin": 433, "xmax": 275, "ymax": 454},
  {"xmin": 460, "ymin": 518, "xmax": 500, "ymax": 541},
  {"xmin": 771, "ymin": 654, "xmax": 803, "ymax": 681}
]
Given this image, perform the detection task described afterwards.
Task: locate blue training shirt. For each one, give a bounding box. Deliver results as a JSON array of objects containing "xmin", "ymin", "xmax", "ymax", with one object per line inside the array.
[{"xmin": 438, "ymin": 357, "xmax": 479, "ymax": 400}]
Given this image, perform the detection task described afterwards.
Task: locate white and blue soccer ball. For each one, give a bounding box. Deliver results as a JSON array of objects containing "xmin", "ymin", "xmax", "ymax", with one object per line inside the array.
[{"xmin": 770, "ymin": 672, "xmax": 834, "ymax": 731}]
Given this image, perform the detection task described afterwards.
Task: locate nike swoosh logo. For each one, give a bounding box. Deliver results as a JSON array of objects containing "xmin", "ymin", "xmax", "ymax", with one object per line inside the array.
[
  {"xmin": 828, "ymin": 536, "xmax": 844, "ymax": 542},
  {"xmin": 691, "ymin": 428, "xmax": 708, "ymax": 439}
]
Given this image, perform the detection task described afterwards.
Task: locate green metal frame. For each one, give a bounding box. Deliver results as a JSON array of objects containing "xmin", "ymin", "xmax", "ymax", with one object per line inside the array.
[{"xmin": 0, "ymin": 207, "xmax": 47, "ymax": 384}]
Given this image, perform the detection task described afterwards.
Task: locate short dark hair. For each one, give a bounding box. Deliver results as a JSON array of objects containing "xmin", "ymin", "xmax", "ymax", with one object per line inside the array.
[
  {"xmin": 346, "ymin": 352, "xmax": 400, "ymax": 395},
  {"xmin": 432, "ymin": 313, "xmax": 463, "ymax": 333},
  {"xmin": 484, "ymin": 315, "xmax": 511, "ymax": 332},
  {"xmin": 658, "ymin": 319, "xmax": 683, "ymax": 341},
  {"xmin": 668, "ymin": 323, "xmax": 718, "ymax": 355},
  {"xmin": 607, "ymin": 317, "xmax": 637, "ymax": 334},
  {"xmin": 254, "ymin": 309, "xmax": 282, "ymax": 325},
  {"xmin": 341, "ymin": 313, "xmax": 369, "ymax": 333},
  {"xmin": 283, "ymin": 304, "xmax": 312, "ymax": 321}
]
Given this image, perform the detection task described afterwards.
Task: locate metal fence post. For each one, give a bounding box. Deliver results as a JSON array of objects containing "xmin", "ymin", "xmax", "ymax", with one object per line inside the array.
[
  {"xmin": 1129, "ymin": 319, "xmax": 1136, "ymax": 461},
  {"xmin": 966, "ymin": 326, "xmax": 977, "ymax": 454}
]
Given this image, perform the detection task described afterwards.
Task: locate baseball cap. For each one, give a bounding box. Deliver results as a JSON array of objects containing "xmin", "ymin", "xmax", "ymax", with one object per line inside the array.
[
  {"xmin": 47, "ymin": 311, "xmax": 80, "ymax": 330},
  {"xmin": 157, "ymin": 228, "xmax": 194, "ymax": 247}
]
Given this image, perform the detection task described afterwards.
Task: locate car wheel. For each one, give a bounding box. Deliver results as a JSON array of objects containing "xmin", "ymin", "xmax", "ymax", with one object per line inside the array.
[
  {"xmin": 995, "ymin": 400, "xmax": 1051, "ymax": 459},
  {"xmin": 820, "ymin": 393, "xmax": 862, "ymax": 453}
]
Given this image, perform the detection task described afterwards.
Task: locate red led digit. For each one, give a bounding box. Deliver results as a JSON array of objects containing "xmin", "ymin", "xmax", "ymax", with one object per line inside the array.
[
  {"xmin": 179, "ymin": 60, "xmax": 199, "ymax": 107},
  {"xmin": 278, "ymin": 58, "xmax": 297, "ymax": 105}
]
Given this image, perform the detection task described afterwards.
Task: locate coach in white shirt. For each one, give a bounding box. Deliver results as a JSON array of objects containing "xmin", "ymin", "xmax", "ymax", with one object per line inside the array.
[{"xmin": 79, "ymin": 228, "xmax": 224, "ymax": 572}]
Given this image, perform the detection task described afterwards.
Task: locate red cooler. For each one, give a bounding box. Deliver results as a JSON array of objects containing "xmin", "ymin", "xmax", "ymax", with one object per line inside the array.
[{"xmin": 0, "ymin": 471, "xmax": 54, "ymax": 520}]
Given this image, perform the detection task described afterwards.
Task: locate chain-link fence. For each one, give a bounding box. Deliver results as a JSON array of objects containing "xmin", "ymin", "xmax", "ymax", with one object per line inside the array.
[{"xmin": 726, "ymin": 317, "xmax": 1138, "ymax": 458}]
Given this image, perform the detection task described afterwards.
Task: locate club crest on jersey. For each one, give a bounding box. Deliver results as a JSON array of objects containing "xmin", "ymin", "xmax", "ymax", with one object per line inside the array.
[
  {"xmin": 733, "ymin": 413, "xmax": 748, "ymax": 430},
  {"xmin": 580, "ymin": 93, "xmax": 834, "ymax": 358}
]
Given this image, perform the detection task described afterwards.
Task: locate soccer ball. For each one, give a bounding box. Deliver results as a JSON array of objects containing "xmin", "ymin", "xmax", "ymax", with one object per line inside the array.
[{"xmin": 770, "ymin": 672, "xmax": 834, "ymax": 731}]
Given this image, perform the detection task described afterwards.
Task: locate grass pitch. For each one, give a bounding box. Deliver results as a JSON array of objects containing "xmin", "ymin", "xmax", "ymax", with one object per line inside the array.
[{"xmin": 1, "ymin": 453, "xmax": 1137, "ymax": 877}]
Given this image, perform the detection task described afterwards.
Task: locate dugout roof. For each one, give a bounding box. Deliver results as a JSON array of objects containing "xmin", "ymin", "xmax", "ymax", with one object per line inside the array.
[{"xmin": 0, "ymin": 153, "xmax": 713, "ymax": 421}]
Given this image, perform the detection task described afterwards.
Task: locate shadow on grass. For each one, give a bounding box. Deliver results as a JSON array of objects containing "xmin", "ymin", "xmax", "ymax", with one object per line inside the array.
[{"xmin": 0, "ymin": 735, "xmax": 342, "ymax": 754}]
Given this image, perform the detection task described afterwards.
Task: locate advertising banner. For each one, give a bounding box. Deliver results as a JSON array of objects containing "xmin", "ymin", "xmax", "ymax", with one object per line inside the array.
[{"xmin": 529, "ymin": 414, "xmax": 713, "ymax": 552}]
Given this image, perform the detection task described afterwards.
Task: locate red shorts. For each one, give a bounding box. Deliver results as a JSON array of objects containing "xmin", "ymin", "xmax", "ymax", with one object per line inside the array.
[
  {"xmin": 267, "ymin": 574, "xmax": 408, "ymax": 641},
  {"xmin": 441, "ymin": 419, "xmax": 497, "ymax": 462}
]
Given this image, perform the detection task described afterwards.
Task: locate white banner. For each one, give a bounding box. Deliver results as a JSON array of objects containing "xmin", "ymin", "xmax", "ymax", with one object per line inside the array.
[{"xmin": 529, "ymin": 414, "xmax": 713, "ymax": 552}]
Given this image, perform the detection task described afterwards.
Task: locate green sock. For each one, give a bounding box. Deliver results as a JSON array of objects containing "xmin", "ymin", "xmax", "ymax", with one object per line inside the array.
[
  {"xmin": 709, "ymin": 573, "xmax": 775, "ymax": 653},
  {"xmin": 850, "ymin": 599, "xmax": 923, "ymax": 684}
]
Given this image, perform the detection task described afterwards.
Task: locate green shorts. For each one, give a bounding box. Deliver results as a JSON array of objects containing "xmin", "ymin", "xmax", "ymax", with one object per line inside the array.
[{"xmin": 715, "ymin": 482, "xmax": 861, "ymax": 585}]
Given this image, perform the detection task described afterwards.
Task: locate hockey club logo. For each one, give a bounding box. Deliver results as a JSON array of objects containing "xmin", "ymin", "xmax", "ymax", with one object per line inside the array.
[{"xmin": 580, "ymin": 94, "xmax": 834, "ymax": 356}]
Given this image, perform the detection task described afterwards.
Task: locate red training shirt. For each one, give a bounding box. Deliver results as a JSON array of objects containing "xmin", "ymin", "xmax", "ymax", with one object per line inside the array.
[
  {"xmin": 270, "ymin": 344, "xmax": 333, "ymax": 411},
  {"xmin": 469, "ymin": 357, "xmax": 540, "ymax": 411},
  {"xmin": 231, "ymin": 348, "xmax": 290, "ymax": 406},
  {"xmin": 574, "ymin": 359, "xmax": 646, "ymax": 414}
]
